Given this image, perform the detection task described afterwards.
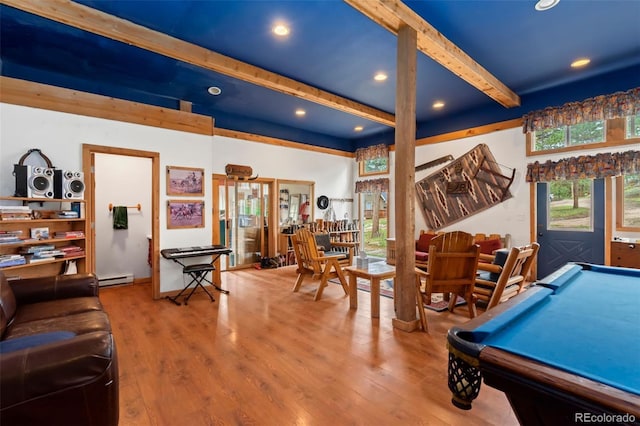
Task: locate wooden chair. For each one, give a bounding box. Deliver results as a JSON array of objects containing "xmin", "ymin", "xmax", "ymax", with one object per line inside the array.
[
  {"xmin": 474, "ymin": 242, "xmax": 540, "ymax": 310},
  {"xmin": 291, "ymin": 228, "xmax": 349, "ymax": 301},
  {"xmin": 415, "ymin": 231, "xmax": 480, "ymax": 332},
  {"xmin": 313, "ymin": 232, "xmax": 355, "ymax": 268}
]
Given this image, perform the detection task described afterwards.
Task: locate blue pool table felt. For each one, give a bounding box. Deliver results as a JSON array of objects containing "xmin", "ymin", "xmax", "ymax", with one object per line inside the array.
[{"xmin": 476, "ymin": 264, "xmax": 640, "ymax": 396}]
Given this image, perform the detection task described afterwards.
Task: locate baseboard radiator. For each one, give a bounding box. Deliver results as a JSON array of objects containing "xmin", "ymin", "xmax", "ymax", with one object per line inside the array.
[{"xmin": 98, "ymin": 273, "xmax": 134, "ymax": 286}]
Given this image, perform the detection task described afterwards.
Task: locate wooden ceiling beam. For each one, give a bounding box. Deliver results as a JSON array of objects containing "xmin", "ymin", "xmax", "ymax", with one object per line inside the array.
[
  {"xmin": 346, "ymin": 0, "xmax": 521, "ymax": 108},
  {"xmin": 2, "ymin": 0, "xmax": 396, "ymax": 127}
]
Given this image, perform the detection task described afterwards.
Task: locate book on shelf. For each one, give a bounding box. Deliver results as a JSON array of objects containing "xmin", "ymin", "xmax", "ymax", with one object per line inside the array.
[
  {"xmin": 55, "ymin": 210, "xmax": 79, "ymax": 219},
  {"xmin": 58, "ymin": 245, "xmax": 84, "ymax": 257},
  {"xmin": 0, "ymin": 231, "xmax": 23, "ymax": 244},
  {"xmin": 28, "ymin": 256, "xmax": 57, "ymax": 264},
  {"xmin": 0, "ymin": 255, "xmax": 27, "ymax": 267},
  {"xmin": 20, "ymin": 244, "xmax": 56, "ymax": 255},
  {"xmin": 54, "ymin": 231, "xmax": 85, "ymax": 238},
  {"xmin": 0, "ymin": 212, "xmax": 32, "ymax": 221},
  {"xmin": 0, "ymin": 205, "xmax": 31, "ymax": 213}
]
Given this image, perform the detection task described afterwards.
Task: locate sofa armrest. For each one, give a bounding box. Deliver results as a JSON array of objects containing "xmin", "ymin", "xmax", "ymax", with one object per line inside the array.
[
  {"xmin": 9, "ymin": 273, "xmax": 99, "ymax": 304},
  {"xmin": 0, "ymin": 331, "xmax": 116, "ymax": 410}
]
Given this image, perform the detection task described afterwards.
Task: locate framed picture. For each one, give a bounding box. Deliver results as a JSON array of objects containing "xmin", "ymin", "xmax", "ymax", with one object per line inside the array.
[
  {"xmin": 167, "ymin": 200, "xmax": 205, "ymax": 229},
  {"xmin": 166, "ymin": 166, "xmax": 204, "ymax": 196}
]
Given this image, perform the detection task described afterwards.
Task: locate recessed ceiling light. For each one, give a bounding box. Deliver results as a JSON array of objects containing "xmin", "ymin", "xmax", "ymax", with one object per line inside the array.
[
  {"xmin": 374, "ymin": 72, "xmax": 388, "ymax": 82},
  {"xmin": 207, "ymin": 86, "xmax": 222, "ymax": 96},
  {"xmin": 535, "ymin": 0, "xmax": 560, "ymax": 11},
  {"xmin": 571, "ymin": 58, "xmax": 591, "ymax": 68},
  {"xmin": 273, "ymin": 24, "xmax": 290, "ymax": 37},
  {"xmin": 432, "ymin": 101, "xmax": 445, "ymax": 109},
  {"xmin": 295, "ymin": 109, "xmax": 306, "ymax": 116},
  {"xmin": 354, "ymin": 126, "xmax": 364, "ymax": 132}
]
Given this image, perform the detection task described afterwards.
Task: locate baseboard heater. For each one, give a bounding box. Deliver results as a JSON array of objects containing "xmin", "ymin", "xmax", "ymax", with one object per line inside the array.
[{"xmin": 98, "ymin": 273, "xmax": 134, "ymax": 286}]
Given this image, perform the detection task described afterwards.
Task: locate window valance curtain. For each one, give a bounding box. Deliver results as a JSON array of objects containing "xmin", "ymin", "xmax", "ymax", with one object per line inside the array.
[
  {"xmin": 355, "ymin": 178, "xmax": 389, "ymax": 193},
  {"xmin": 522, "ymin": 87, "xmax": 640, "ymax": 133},
  {"xmin": 355, "ymin": 144, "xmax": 389, "ymax": 162},
  {"xmin": 526, "ymin": 150, "xmax": 639, "ymax": 182}
]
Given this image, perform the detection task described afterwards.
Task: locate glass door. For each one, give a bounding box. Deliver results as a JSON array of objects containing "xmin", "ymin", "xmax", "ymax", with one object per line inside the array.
[{"xmin": 213, "ymin": 175, "xmax": 274, "ymax": 270}]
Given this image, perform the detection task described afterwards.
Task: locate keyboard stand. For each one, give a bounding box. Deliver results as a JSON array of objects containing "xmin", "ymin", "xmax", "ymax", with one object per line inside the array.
[
  {"xmin": 167, "ymin": 263, "xmax": 217, "ymax": 306},
  {"xmin": 161, "ymin": 246, "xmax": 232, "ymax": 306}
]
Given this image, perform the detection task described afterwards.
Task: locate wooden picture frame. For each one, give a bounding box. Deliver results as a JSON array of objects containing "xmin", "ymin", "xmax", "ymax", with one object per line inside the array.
[
  {"xmin": 167, "ymin": 200, "xmax": 204, "ymax": 229},
  {"xmin": 166, "ymin": 166, "xmax": 204, "ymax": 196}
]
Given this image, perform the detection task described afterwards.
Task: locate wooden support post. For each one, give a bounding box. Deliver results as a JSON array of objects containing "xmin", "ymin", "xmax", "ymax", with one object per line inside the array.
[{"xmin": 392, "ymin": 24, "xmax": 420, "ymax": 332}]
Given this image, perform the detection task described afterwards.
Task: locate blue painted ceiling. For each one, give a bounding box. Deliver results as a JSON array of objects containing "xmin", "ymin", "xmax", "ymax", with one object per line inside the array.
[{"xmin": 1, "ymin": 0, "xmax": 639, "ymax": 152}]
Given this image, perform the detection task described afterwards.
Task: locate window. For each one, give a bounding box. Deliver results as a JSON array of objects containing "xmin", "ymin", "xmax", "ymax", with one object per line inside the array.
[
  {"xmin": 548, "ymin": 179, "xmax": 593, "ymax": 230},
  {"xmin": 616, "ymin": 174, "xmax": 640, "ymax": 231},
  {"xmin": 359, "ymin": 157, "xmax": 388, "ymax": 176},
  {"xmin": 626, "ymin": 113, "xmax": 640, "ymax": 139},
  {"xmin": 527, "ymin": 116, "xmax": 639, "ymax": 156},
  {"xmin": 533, "ymin": 120, "xmax": 605, "ymax": 152}
]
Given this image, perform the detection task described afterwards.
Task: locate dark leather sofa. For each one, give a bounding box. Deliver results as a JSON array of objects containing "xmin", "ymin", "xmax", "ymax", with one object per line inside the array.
[{"xmin": 0, "ymin": 271, "xmax": 118, "ymax": 426}]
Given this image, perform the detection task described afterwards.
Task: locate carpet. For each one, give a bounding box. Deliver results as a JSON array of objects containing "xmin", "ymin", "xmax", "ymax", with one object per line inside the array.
[{"xmin": 331, "ymin": 277, "xmax": 466, "ymax": 312}]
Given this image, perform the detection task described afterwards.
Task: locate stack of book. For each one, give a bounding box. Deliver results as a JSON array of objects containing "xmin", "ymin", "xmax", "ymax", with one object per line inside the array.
[
  {"xmin": 0, "ymin": 205, "xmax": 32, "ymax": 221},
  {"xmin": 0, "ymin": 254, "xmax": 27, "ymax": 268},
  {"xmin": 21, "ymin": 244, "xmax": 65, "ymax": 263},
  {"xmin": 54, "ymin": 230, "xmax": 85, "ymax": 239},
  {"xmin": 0, "ymin": 230, "xmax": 24, "ymax": 244},
  {"xmin": 58, "ymin": 245, "xmax": 85, "ymax": 258},
  {"xmin": 55, "ymin": 210, "xmax": 79, "ymax": 219}
]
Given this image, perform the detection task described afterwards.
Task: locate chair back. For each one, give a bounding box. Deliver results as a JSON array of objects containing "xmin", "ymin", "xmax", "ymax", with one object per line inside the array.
[
  {"xmin": 291, "ymin": 228, "xmax": 322, "ymax": 274},
  {"xmin": 427, "ymin": 231, "xmax": 480, "ymax": 292},
  {"xmin": 415, "ymin": 231, "xmax": 480, "ymax": 330},
  {"xmin": 476, "ymin": 242, "xmax": 540, "ymax": 310}
]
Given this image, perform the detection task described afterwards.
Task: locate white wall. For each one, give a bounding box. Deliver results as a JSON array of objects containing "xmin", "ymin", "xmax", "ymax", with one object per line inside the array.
[
  {"xmin": 385, "ymin": 128, "xmax": 639, "ymax": 247},
  {"xmin": 212, "ymin": 135, "xmax": 354, "ymax": 223},
  {"xmin": 386, "ymin": 128, "xmax": 532, "ymax": 247},
  {"xmin": 0, "ymin": 103, "xmax": 354, "ymax": 293},
  {"xmin": 94, "ymin": 153, "xmax": 152, "ymax": 282}
]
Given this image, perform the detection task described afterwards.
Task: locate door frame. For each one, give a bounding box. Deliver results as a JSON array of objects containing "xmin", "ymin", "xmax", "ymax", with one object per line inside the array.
[{"xmin": 82, "ymin": 144, "xmax": 161, "ymax": 299}]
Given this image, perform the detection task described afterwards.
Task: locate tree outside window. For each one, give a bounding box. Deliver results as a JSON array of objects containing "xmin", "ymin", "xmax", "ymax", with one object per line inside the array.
[{"xmin": 359, "ymin": 157, "xmax": 388, "ymax": 176}]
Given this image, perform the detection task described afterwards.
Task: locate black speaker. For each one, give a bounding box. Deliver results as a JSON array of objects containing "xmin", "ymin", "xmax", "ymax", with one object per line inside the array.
[
  {"xmin": 54, "ymin": 170, "xmax": 85, "ymax": 199},
  {"xmin": 14, "ymin": 164, "xmax": 55, "ymax": 199}
]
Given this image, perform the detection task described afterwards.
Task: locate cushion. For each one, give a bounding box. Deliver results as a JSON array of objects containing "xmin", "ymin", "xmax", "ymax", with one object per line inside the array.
[
  {"xmin": 0, "ymin": 331, "xmax": 75, "ymax": 354},
  {"xmin": 415, "ymin": 233, "xmax": 436, "ymax": 252},
  {"xmin": 314, "ymin": 233, "xmax": 332, "ymax": 252},
  {"xmin": 490, "ymin": 249, "xmax": 510, "ymax": 281},
  {"xmin": 415, "ymin": 251, "xmax": 429, "ymax": 262},
  {"xmin": 476, "ymin": 238, "xmax": 503, "ymax": 255}
]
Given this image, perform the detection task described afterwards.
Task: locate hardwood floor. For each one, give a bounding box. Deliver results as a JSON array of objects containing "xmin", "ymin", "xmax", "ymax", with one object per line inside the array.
[{"xmin": 99, "ymin": 265, "xmax": 519, "ymax": 426}]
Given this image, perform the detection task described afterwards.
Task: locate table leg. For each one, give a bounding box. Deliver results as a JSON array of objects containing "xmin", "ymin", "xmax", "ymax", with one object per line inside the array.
[
  {"xmin": 371, "ymin": 277, "xmax": 380, "ymax": 318},
  {"xmin": 349, "ymin": 272, "xmax": 358, "ymax": 310}
]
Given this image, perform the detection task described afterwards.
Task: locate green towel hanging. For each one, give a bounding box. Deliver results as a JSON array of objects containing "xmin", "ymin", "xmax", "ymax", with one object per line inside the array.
[{"xmin": 112, "ymin": 206, "xmax": 128, "ymax": 230}]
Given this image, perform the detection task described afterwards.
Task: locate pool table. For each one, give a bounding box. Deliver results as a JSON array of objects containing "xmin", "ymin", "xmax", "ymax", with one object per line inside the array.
[{"xmin": 447, "ymin": 263, "xmax": 640, "ymax": 425}]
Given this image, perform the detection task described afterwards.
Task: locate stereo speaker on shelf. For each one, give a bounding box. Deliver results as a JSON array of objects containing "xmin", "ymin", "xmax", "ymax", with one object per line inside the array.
[
  {"xmin": 54, "ymin": 170, "xmax": 85, "ymax": 199},
  {"xmin": 14, "ymin": 164, "xmax": 55, "ymax": 199}
]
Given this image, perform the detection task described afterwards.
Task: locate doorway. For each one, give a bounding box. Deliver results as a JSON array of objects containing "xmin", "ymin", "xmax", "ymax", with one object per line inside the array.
[
  {"xmin": 82, "ymin": 144, "xmax": 160, "ymax": 298},
  {"xmin": 360, "ymin": 191, "xmax": 388, "ymax": 259},
  {"xmin": 212, "ymin": 175, "xmax": 275, "ymax": 270},
  {"xmin": 536, "ymin": 178, "xmax": 605, "ymax": 278}
]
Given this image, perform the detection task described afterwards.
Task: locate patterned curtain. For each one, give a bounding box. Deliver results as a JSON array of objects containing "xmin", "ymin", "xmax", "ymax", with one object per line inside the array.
[
  {"xmin": 355, "ymin": 144, "xmax": 389, "ymax": 162},
  {"xmin": 355, "ymin": 178, "xmax": 389, "ymax": 193},
  {"xmin": 526, "ymin": 150, "xmax": 640, "ymax": 182},
  {"xmin": 522, "ymin": 87, "xmax": 640, "ymax": 133}
]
